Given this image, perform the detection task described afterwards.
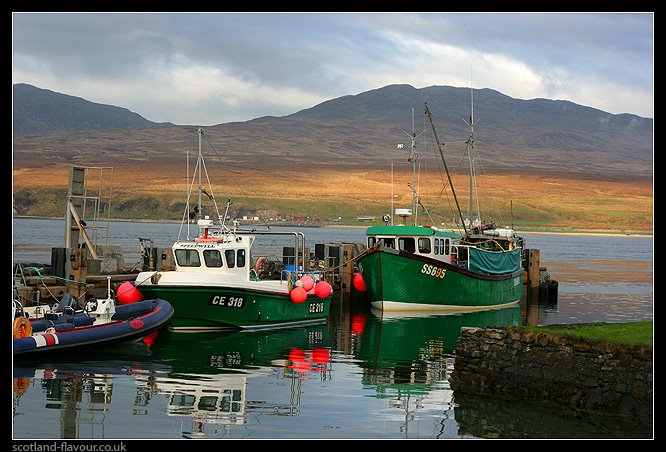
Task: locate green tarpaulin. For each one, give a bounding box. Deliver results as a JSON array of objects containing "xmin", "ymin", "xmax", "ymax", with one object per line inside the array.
[{"xmin": 468, "ymin": 248, "xmax": 521, "ymax": 275}]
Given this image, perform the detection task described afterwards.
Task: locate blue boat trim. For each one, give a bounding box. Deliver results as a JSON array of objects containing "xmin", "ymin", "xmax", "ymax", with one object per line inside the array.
[{"xmin": 13, "ymin": 299, "xmax": 174, "ymax": 358}]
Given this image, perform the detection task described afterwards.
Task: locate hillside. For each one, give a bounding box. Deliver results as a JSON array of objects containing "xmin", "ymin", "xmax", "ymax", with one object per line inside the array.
[
  {"xmin": 12, "ymin": 83, "xmax": 652, "ymax": 178},
  {"xmin": 12, "ymin": 83, "xmax": 653, "ymax": 231},
  {"xmin": 12, "ymin": 83, "xmax": 171, "ymax": 134}
]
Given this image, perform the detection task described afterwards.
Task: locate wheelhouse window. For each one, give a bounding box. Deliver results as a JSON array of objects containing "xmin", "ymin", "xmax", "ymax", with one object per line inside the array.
[
  {"xmin": 434, "ymin": 238, "xmax": 445, "ymax": 255},
  {"xmin": 398, "ymin": 237, "xmax": 415, "ymax": 253},
  {"xmin": 203, "ymin": 250, "xmax": 223, "ymax": 268},
  {"xmin": 418, "ymin": 238, "xmax": 431, "ymax": 254},
  {"xmin": 175, "ymin": 249, "xmax": 201, "ymax": 267},
  {"xmin": 237, "ymin": 249, "xmax": 246, "ymax": 267},
  {"xmin": 368, "ymin": 237, "xmax": 376, "ymax": 247},
  {"xmin": 445, "ymin": 238, "xmax": 450, "ymax": 255},
  {"xmin": 225, "ymin": 250, "xmax": 236, "ymax": 268},
  {"xmin": 374, "ymin": 237, "xmax": 395, "ymax": 249}
]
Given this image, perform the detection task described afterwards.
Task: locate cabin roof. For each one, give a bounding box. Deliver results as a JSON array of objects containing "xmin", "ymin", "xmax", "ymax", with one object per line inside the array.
[{"xmin": 366, "ymin": 225, "xmax": 461, "ymax": 238}]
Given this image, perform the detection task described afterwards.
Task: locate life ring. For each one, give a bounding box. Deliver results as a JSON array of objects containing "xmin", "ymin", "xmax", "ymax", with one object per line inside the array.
[
  {"xmin": 13, "ymin": 317, "xmax": 32, "ymax": 339},
  {"xmin": 254, "ymin": 256, "xmax": 269, "ymax": 279}
]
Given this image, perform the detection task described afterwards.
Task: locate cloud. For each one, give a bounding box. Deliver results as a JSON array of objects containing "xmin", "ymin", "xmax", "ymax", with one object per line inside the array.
[{"xmin": 12, "ymin": 12, "xmax": 654, "ymax": 124}]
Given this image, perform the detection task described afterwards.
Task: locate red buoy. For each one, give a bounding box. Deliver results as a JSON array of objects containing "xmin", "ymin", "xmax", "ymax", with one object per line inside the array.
[
  {"xmin": 352, "ymin": 273, "xmax": 366, "ymax": 292},
  {"xmin": 116, "ymin": 281, "xmax": 143, "ymax": 305},
  {"xmin": 300, "ymin": 275, "xmax": 315, "ymax": 292},
  {"xmin": 290, "ymin": 286, "xmax": 307, "ymax": 304},
  {"xmin": 314, "ymin": 280, "xmax": 332, "ymax": 298}
]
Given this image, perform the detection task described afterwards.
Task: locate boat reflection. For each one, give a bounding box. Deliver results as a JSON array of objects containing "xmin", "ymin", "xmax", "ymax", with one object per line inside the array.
[
  {"xmin": 352, "ymin": 305, "xmax": 522, "ymax": 435},
  {"xmin": 141, "ymin": 326, "xmax": 331, "ymax": 437},
  {"xmin": 356, "ymin": 305, "xmax": 522, "ymax": 389},
  {"xmin": 13, "ymin": 353, "xmax": 158, "ymax": 439},
  {"xmin": 13, "ymin": 324, "xmax": 331, "ymax": 439}
]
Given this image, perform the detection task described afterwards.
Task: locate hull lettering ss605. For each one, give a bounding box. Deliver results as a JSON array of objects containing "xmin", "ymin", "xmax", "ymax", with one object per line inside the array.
[
  {"xmin": 421, "ymin": 263, "xmax": 446, "ymax": 279},
  {"xmin": 308, "ymin": 302, "xmax": 326, "ymax": 314},
  {"xmin": 209, "ymin": 295, "xmax": 246, "ymax": 308}
]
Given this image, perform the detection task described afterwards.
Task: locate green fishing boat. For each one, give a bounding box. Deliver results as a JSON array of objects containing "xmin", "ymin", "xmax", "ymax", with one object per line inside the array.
[
  {"xmin": 134, "ymin": 128, "xmax": 333, "ymax": 331},
  {"xmin": 356, "ymin": 101, "xmax": 525, "ymax": 312}
]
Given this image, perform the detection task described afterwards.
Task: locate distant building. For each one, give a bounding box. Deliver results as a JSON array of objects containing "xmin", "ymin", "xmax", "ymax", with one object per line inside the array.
[
  {"xmin": 236, "ymin": 208, "xmax": 260, "ymax": 221},
  {"xmin": 357, "ymin": 216, "xmax": 376, "ymax": 222}
]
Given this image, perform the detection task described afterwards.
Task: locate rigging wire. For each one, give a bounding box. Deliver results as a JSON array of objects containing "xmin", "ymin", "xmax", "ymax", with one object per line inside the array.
[{"xmin": 201, "ymin": 131, "xmax": 273, "ymax": 230}]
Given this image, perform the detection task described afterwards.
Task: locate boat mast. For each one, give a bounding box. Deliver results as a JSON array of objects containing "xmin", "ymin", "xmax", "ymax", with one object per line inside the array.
[
  {"xmin": 408, "ymin": 108, "xmax": 418, "ymax": 225},
  {"xmin": 424, "ymin": 103, "xmax": 468, "ymax": 235},
  {"xmin": 197, "ymin": 127, "xmax": 203, "ymax": 221},
  {"xmin": 465, "ymin": 86, "xmax": 480, "ymax": 226}
]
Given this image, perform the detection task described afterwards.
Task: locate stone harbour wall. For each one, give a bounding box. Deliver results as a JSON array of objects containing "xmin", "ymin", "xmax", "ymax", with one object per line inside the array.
[{"xmin": 449, "ymin": 326, "xmax": 653, "ymax": 421}]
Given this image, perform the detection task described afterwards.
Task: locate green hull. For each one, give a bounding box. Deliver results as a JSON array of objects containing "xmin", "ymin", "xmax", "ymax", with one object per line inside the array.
[
  {"xmin": 136, "ymin": 286, "xmax": 332, "ymax": 331},
  {"xmin": 358, "ymin": 248, "xmax": 523, "ymax": 311}
]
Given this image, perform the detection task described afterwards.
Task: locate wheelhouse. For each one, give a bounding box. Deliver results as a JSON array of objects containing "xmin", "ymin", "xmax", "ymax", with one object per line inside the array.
[
  {"xmin": 366, "ymin": 225, "xmax": 461, "ymax": 263},
  {"xmin": 172, "ymin": 218, "xmax": 254, "ymax": 279}
]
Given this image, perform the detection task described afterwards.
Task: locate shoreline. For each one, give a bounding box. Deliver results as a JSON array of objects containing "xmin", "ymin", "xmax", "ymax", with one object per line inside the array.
[{"xmin": 12, "ymin": 215, "xmax": 653, "ymax": 238}]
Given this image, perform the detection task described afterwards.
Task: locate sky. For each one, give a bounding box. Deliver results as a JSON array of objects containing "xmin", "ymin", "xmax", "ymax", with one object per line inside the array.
[{"xmin": 12, "ymin": 12, "xmax": 654, "ymax": 125}]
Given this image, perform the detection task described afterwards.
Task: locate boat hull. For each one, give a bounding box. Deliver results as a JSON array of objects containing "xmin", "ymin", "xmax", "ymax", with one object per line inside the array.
[
  {"xmin": 358, "ymin": 247, "xmax": 523, "ymax": 311},
  {"xmin": 135, "ymin": 285, "xmax": 332, "ymax": 331},
  {"xmin": 13, "ymin": 299, "xmax": 174, "ymax": 358}
]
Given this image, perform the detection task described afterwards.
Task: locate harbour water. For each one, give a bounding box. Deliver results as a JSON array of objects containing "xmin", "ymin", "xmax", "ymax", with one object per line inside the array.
[{"xmin": 11, "ymin": 218, "xmax": 653, "ymax": 440}]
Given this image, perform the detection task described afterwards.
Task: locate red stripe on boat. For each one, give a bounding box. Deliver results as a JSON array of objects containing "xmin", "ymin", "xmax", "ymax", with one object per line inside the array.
[{"xmin": 136, "ymin": 306, "xmax": 162, "ymax": 319}]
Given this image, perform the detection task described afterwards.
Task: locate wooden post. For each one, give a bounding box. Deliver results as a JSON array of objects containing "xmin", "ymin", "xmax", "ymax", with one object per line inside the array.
[
  {"xmin": 341, "ymin": 244, "xmax": 353, "ymax": 293},
  {"xmin": 69, "ymin": 247, "xmax": 88, "ymax": 304},
  {"xmin": 528, "ymin": 249, "xmax": 540, "ymax": 290}
]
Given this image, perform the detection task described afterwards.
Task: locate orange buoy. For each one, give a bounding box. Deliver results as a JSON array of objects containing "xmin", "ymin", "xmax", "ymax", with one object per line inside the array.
[
  {"xmin": 314, "ymin": 280, "xmax": 332, "ymax": 298},
  {"xmin": 13, "ymin": 317, "xmax": 32, "ymax": 339},
  {"xmin": 352, "ymin": 273, "xmax": 366, "ymax": 292},
  {"xmin": 300, "ymin": 275, "xmax": 315, "ymax": 292},
  {"xmin": 117, "ymin": 281, "xmax": 143, "ymax": 305},
  {"xmin": 290, "ymin": 287, "xmax": 307, "ymax": 304}
]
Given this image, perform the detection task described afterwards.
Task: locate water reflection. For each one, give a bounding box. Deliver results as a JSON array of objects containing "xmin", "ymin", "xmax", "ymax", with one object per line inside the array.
[
  {"xmin": 454, "ymin": 392, "xmax": 653, "ymax": 439},
  {"xmin": 351, "ymin": 306, "xmax": 522, "ymax": 437},
  {"xmin": 13, "ymin": 351, "xmax": 155, "ymax": 439},
  {"xmin": 13, "ymin": 325, "xmax": 331, "ymax": 439},
  {"xmin": 141, "ymin": 327, "xmax": 331, "ymax": 437},
  {"xmin": 12, "ymin": 298, "xmax": 652, "ymax": 439}
]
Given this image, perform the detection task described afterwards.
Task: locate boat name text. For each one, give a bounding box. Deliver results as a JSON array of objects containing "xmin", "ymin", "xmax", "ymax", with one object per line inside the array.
[
  {"xmin": 209, "ymin": 295, "xmax": 246, "ymax": 308},
  {"xmin": 308, "ymin": 302, "xmax": 326, "ymax": 314},
  {"xmin": 421, "ymin": 264, "xmax": 446, "ymax": 279},
  {"xmin": 179, "ymin": 243, "xmax": 218, "ymax": 249}
]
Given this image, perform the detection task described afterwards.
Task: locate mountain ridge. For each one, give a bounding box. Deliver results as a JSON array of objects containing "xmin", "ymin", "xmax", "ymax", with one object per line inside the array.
[
  {"xmin": 13, "ymin": 83, "xmax": 172, "ymax": 134},
  {"xmin": 12, "ymin": 83, "xmax": 652, "ymax": 178}
]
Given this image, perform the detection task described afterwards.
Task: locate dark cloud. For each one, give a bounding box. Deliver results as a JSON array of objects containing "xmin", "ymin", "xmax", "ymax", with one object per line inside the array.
[{"xmin": 12, "ymin": 12, "xmax": 653, "ymax": 124}]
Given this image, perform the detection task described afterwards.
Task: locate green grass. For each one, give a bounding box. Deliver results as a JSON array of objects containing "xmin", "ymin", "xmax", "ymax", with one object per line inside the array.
[{"xmin": 510, "ymin": 321, "xmax": 653, "ymax": 347}]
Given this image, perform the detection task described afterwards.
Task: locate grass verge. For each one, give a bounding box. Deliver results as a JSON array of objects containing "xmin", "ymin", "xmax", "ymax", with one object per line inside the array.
[{"xmin": 509, "ymin": 321, "xmax": 653, "ymax": 347}]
